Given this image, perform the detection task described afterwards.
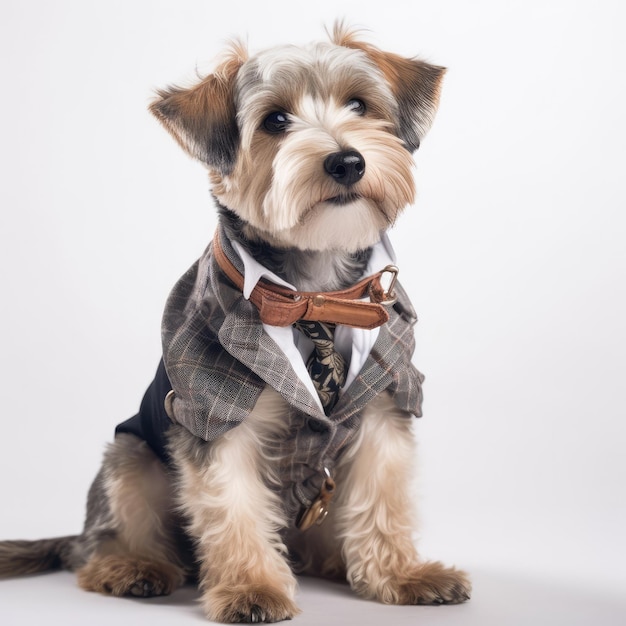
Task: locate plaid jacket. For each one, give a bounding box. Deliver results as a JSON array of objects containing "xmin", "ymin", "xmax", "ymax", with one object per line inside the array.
[{"xmin": 121, "ymin": 226, "xmax": 424, "ymax": 520}]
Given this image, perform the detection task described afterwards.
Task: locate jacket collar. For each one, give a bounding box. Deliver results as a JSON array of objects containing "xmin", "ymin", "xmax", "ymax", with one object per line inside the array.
[{"xmin": 214, "ymin": 227, "xmax": 415, "ymax": 422}]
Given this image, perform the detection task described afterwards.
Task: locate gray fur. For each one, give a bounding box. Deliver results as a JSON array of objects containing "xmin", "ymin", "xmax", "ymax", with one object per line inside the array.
[
  {"xmin": 0, "ymin": 433, "xmax": 195, "ymax": 581},
  {"xmin": 0, "ymin": 448, "xmax": 116, "ymax": 577},
  {"xmin": 0, "ymin": 536, "xmax": 78, "ymax": 578},
  {"xmin": 218, "ymin": 204, "xmax": 372, "ymax": 291},
  {"xmin": 0, "ymin": 30, "xmax": 464, "ymax": 620}
]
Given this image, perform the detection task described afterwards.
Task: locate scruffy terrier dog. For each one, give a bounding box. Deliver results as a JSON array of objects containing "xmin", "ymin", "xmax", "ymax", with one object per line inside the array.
[{"xmin": 0, "ymin": 25, "xmax": 470, "ymax": 623}]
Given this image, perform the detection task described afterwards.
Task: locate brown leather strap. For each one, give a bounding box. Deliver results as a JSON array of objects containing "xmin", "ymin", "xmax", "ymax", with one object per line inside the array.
[{"xmin": 213, "ymin": 231, "xmax": 397, "ymax": 330}]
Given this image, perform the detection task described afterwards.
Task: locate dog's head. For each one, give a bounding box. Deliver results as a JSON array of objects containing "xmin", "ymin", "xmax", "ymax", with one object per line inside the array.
[{"xmin": 150, "ymin": 25, "xmax": 445, "ymax": 252}]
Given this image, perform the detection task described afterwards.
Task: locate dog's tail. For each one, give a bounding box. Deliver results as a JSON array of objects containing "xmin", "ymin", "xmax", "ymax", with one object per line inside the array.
[{"xmin": 0, "ymin": 536, "xmax": 78, "ymax": 578}]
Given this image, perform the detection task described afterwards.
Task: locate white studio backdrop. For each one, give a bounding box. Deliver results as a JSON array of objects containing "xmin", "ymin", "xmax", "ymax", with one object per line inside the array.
[{"xmin": 1, "ymin": 0, "xmax": 625, "ymax": 619}]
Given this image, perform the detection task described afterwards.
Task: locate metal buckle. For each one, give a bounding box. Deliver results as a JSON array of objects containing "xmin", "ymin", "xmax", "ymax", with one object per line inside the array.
[
  {"xmin": 380, "ymin": 265, "xmax": 399, "ymax": 305},
  {"xmin": 297, "ymin": 468, "xmax": 336, "ymax": 531}
]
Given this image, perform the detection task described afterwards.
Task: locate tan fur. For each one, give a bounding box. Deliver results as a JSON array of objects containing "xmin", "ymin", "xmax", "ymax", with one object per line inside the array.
[
  {"xmin": 287, "ymin": 392, "xmax": 471, "ymax": 604},
  {"xmin": 77, "ymin": 555, "xmax": 183, "ymax": 597},
  {"xmin": 0, "ymin": 26, "xmax": 468, "ymax": 623},
  {"xmin": 76, "ymin": 435, "xmax": 186, "ymax": 597},
  {"xmin": 105, "ymin": 437, "xmax": 175, "ymax": 557},
  {"xmin": 336, "ymin": 392, "xmax": 470, "ymax": 603},
  {"xmin": 149, "ymin": 43, "xmax": 247, "ymax": 169},
  {"xmin": 212, "ymin": 41, "xmax": 418, "ymax": 251},
  {"xmin": 170, "ymin": 388, "xmax": 300, "ymax": 622},
  {"xmin": 331, "ymin": 23, "xmax": 445, "ymax": 143}
]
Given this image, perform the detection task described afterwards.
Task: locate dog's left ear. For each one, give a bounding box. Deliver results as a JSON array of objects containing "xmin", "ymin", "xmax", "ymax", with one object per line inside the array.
[
  {"xmin": 334, "ymin": 28, "xmax": 445, "ymax": 151},
  {"xmin": 149, "ymin": 47, "xmax": 246, "ymax": 173}
]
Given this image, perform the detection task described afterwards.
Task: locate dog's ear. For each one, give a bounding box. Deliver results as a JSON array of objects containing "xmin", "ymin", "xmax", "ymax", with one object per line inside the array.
[
  {"xmin": 149, "ymin": 47, "xmax": 246, "ymax": 173},
  {"xmin": 369, "ymin": 53, "xmax": 445, "ymax": 151},
  {"xmin": 333, "ymin": 26, "xmax": 445, "ymax": 151}
]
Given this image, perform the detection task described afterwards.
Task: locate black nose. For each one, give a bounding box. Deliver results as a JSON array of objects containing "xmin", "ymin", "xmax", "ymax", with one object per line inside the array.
[{"xmin": 324, "ymin": 150, "xmax": 365, "ymax": 186}]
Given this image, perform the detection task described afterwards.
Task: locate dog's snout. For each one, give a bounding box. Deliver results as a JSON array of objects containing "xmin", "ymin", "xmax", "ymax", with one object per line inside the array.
[{"xmin": 324, "ymin": 150, "xmax": 365, "ymax": 186}]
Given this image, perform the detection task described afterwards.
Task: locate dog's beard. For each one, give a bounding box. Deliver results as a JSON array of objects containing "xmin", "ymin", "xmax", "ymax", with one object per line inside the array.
[
  {"xmin": 214, "ymin": 119, "xmax": 416, "ymax": 252},
  {"xmin": 268, "ymin": 197, "xmax": 388, "ymax": 251}
]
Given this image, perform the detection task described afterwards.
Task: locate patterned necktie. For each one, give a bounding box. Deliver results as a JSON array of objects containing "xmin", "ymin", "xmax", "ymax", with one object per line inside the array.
[{"xmin": 294, "ymin": 320, "xmax": 347, "ymax": 414}]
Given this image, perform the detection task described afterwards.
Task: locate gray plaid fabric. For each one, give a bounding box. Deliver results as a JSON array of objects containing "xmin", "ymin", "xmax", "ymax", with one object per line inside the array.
[{"xmin": 161, "ymin": 226, "xmax": 424, "ymax": 518}]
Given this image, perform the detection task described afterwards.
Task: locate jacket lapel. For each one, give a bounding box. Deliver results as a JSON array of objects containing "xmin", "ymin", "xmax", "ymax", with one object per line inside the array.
[
  {"xmin": 218, "ymin": 297, "xmax": 327, "ymax": 421},
  {"xmin": 332, "ymin": 286, "xmax": 418, "ymax": 423}
]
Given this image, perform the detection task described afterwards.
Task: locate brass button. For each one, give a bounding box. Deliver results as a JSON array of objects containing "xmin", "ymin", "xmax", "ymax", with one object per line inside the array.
[{"xmin": 312, "ymin": 295, "xmax": 325, "ymax": 307}]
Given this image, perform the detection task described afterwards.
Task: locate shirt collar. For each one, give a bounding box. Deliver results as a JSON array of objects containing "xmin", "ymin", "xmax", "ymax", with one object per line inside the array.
[{"xmin": 231, "ymin": 233, "xmax": 397, "ymax": 300}]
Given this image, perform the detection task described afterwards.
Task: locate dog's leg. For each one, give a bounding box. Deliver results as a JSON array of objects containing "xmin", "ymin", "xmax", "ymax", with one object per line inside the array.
[
  {"xmin": 75, "ymin": 434, "xmax": 186, "ymax": 597},
  {"xmin": 170, "ymin": 388, "xmax": 299, "ymax": 623},
  {"xmin": 336, "ymin": 391, "xmax": 471, "ymax": 604}
]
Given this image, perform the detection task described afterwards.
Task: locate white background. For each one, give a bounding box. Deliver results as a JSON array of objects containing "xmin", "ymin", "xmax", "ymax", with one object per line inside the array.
[{"xmin": 1, "ymin": 1, "xmax": 625, "ymax": 624}]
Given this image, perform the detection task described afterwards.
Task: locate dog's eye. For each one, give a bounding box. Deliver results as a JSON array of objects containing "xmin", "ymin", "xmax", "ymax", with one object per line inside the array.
[
  {"xmin": 346, "ymin": 99, "xmax": 366, "ymax": 116},
  {"xmin": 263, "ymin": 111, "xmax": 290, "ymax": 133}
]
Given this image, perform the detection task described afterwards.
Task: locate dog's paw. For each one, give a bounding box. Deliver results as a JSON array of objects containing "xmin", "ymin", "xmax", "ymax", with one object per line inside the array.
[
  {"xmin": 352, "ymin": 560, "xmax": 471, "ymax": 605},
  {"xmin": 394, "ymin": 561, "xmax": 471, "ymax": 605},
  {"xmin": 204, "ymin": 583, "xmax": 300, "ymax": 623},
  {"xmin": 77, "ymin": 555, "xmax": 184, "ymax": 598}
]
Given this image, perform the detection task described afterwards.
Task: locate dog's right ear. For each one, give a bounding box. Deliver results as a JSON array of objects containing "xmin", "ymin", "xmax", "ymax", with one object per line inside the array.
[
  {"xmin": 332, "ymin": 24, "xmax": 445, "ymax": 152},
  {"xmin": 149, "ymin": 48, "xmax": 245, "ymax": 174}
]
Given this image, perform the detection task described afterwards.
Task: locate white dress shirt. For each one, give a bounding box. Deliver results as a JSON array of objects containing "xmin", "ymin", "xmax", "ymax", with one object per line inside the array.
[{"xmin": 231, "ymin": 235, "xmax": 397, "ymax": 411}]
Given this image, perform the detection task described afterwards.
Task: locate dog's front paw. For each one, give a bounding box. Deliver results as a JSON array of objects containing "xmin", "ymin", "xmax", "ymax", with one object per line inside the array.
[
  {"xmin": 394, "ymin": 561, "xmax": 471, "ymax": 605},
  {"xmin": 352, "ymin": 560, "xmax": 471, "ymax": 605},
  {"xmin": 203, "ymin": 583, "xmax": 300, "ymax": 623}
]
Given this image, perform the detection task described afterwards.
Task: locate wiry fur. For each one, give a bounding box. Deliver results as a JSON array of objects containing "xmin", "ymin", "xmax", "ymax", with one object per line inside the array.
[
  {"xmin": 0, "ymin": 25, "xmax": 469, "ymax": 623},
  {"xmin": 170, "ymin": 388, "xmax": 300, "ymax": 622}
]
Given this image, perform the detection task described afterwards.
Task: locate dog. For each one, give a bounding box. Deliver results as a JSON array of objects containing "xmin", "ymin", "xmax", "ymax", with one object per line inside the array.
[{"xmin": 0, "ymin": 24, "xmax": 470, "ymax": 623}]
